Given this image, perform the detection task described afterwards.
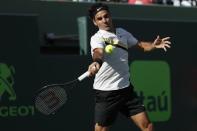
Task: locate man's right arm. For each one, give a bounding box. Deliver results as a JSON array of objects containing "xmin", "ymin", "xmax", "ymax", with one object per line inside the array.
[{"xmin": 88, "ymin": 48, "xmax": 104, "ymax": 77}]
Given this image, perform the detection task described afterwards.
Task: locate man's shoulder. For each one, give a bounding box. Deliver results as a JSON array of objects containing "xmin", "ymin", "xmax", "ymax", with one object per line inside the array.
[
  {"xmin": 91, "ymin": 30, "xmax": 104, "ymax": 41},
  {"xmin": 90, "ymin": 31, "xmax": 103, "ymax": 43},
  {"xmin": 116, "ymin": 27, "xmax": 126, "ymax": 31},
  {"xmin": 91, "ymin": 30, "xmax": 100, "ymax": 38},
  {"xmin": 116, "ymin": 27, "xmax": 129, "ymax": 34}
]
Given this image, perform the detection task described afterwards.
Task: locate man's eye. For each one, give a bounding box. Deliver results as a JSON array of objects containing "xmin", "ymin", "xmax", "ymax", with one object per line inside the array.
[
  {"xmin": 104, "ymin": 15, "xmax": 109, "ymax": 18},
  {"xmin": 97, "ymin": 17, "xmax": 102, "ymax": 21}
]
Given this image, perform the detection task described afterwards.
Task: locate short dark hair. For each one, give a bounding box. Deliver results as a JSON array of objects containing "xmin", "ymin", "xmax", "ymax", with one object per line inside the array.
[{"xmin": 88, "ymin": 3, "xmax": 109, "ymax": 20}]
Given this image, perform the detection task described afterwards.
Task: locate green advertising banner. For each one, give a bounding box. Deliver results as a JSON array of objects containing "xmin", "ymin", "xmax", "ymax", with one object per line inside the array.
[{"xmin": 130, "ymin": 60, "xmax": 171, "ymax": 122}]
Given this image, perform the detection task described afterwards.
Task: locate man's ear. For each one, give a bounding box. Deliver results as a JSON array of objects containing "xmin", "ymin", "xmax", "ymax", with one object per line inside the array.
[{"xmin": 93, "ymin": 19, "xmax": 97, "ymax": 26}]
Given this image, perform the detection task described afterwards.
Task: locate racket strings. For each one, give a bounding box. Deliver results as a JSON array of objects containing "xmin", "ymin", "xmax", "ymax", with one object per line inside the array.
[
  {"xmin": 35, "ymin": 79, "xmax": 79, "ymax": 115},
  {"xmin": 35, "ymin": 86, "xmax": 67, "ymax": 115}
]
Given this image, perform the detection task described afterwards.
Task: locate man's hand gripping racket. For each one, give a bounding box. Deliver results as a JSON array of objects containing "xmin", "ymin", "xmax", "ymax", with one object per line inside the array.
[{"xmin": 34, "ymin": 71, "xmax": 90, "ymax": 115}]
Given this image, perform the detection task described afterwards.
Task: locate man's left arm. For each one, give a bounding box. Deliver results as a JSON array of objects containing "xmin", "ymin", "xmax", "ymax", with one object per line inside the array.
[{"xmin": 137, "ymin": 36, "xmax": 171, "ymax": 52}]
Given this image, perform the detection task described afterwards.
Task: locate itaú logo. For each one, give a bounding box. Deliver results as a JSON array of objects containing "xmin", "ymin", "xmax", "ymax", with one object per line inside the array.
[
  {"xmin": 130, "ymin": 60, "xmax": 171, "ymax": 122},
  {"xmin": 0, "ymin": 63, "xmax": 34, "ymax": 117}
]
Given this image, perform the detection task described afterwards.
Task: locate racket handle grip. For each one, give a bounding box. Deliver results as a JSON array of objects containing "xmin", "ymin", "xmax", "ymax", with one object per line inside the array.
[{"xmin": 78, "ymin": 71, "xmax": 90, "ymax": 81}]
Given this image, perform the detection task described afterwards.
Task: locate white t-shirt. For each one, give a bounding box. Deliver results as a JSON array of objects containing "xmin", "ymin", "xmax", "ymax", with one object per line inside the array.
[{"xmin": 90, "ymin": 28, "xmax": 138, "ymax": 91}]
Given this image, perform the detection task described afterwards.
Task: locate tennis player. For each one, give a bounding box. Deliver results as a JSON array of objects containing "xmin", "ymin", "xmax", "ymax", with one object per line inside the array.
[{"xmin": 87, "ymin": 3, "xmax": 171, "ymax": 131}]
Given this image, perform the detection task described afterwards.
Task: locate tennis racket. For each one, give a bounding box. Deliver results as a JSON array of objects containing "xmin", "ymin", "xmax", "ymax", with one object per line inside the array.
[{"xmin": 34, "ymin": 71, "xmax": 90, "ymax": 115}]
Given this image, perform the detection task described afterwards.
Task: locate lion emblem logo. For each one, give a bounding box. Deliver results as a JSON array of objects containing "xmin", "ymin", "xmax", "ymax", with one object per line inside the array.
[{"xmin": 0, "ymin": 63, "xmax": 16, "ymax": 101}]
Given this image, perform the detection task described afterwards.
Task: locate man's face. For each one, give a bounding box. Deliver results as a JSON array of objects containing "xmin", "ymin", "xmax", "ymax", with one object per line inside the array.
[{"xmin": 93, "ymin": 10, "xmax": 113, "ymax": 31}]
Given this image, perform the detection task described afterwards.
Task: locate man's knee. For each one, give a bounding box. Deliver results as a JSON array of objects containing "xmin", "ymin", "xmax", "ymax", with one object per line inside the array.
[
  {"xmin": 143, "ymin": 122, "xmax": 154, "ymax": 131},
  {"xmin": 95, "ymin": 123, "xmax": 110, "ymax": 131}
]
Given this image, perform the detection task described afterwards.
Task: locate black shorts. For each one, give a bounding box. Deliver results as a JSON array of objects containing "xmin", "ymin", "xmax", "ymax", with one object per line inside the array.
[{"xmin": 94, "ymin": 85, "xmax": 145, "ymax": 126}]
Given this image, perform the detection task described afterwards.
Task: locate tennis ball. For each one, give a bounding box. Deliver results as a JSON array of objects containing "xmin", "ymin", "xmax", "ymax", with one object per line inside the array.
[{"xmin": 105, "ymin": 45, "xmax": 114, "ymax": 54}]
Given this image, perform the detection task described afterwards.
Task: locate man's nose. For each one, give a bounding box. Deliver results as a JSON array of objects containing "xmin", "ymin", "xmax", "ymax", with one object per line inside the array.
[{"xmin": 102, "ymin": 18, "xmax": 107, "ymax": 23}]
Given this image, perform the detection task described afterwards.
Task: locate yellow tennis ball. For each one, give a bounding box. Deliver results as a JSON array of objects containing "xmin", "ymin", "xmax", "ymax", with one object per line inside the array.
[{"xmin": 105, "ymin": 45, "xmax": 114, "ymax": 54}]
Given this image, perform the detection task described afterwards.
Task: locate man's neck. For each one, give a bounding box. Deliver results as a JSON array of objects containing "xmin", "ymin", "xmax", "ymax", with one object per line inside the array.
[
  {"xmin": 99, "ymin": 25, "xmax": 115, "ymax": 34},
  {"xmin": 108, "ymin": 26, "xmax": 115, "ymax": 34}
]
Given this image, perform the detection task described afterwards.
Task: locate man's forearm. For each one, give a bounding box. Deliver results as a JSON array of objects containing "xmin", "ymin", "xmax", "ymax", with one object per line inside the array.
[
  {"xmin": 92, "ymin": 48, "xmax": 104, "ymax": 67},
  {"xmin": 138, "ymin": 41, "xmax": 155, "ymax": 52}
]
